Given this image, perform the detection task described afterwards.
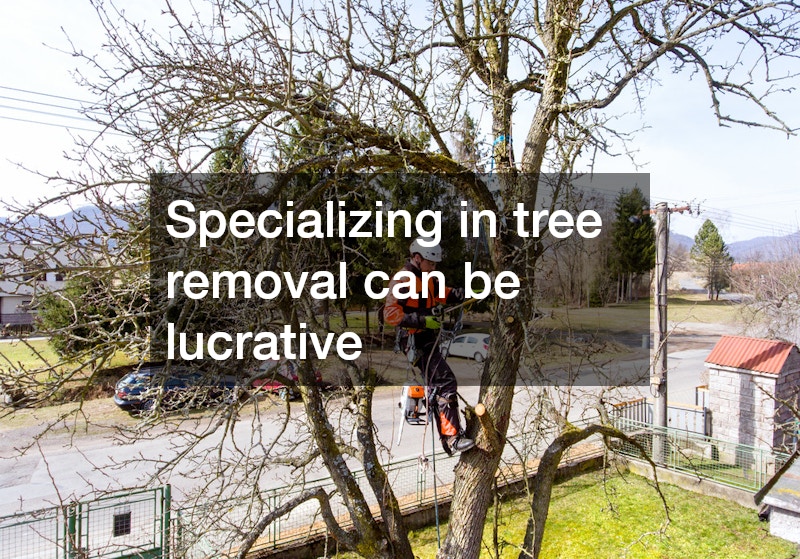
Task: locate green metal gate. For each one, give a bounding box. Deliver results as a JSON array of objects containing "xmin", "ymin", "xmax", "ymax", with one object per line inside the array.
[{"xmin": 0, "ymin": 486, "xmax": 170, "ymax": 559}]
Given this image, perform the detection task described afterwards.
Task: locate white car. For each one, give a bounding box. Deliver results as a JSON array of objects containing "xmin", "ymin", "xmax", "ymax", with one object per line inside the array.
[{"xmin": 442, "ymin": 334, "xmax": 490, "ymax": 362}]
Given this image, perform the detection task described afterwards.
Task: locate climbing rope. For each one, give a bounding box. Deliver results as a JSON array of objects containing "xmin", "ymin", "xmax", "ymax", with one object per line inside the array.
[{"xmin": 394, "ymin": 234, "xmax": 487, "ymax": 549}]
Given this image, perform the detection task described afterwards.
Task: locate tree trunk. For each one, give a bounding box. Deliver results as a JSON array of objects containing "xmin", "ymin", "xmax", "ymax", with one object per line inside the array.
[
  {"xmin": 300, "ymin": 372, "xmax": 406, "ymax": 558},
  {"xmin": 438, "ymin": 299, "xmax": 524, "ymax": 558},
  {"xmin": 354, "ymin": 376, "xmax": 415, "ymax": 558},
  {"xmin": 440, "ymin": 1, "xmax": 580, "ymax": 556},
  {"xmin": 517, "ymin": 424, "xmax": 658, "ymax": 559},
  {"xmin": 321, "ymin": 299, "xmax": 331, "ymax": 331}
]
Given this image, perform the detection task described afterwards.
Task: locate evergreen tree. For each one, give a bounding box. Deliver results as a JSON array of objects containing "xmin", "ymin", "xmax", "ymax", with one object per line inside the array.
[
  {"xmin": 610, "ymin": 187, "xmax": 655, "ymax": 302},
  {"xmin": 210, "ymin": 126, "xmax": 250, "ymax": 173},
  {"xmin": 691, "ymin": 219, "xmax": 734, "ymax": 300}
]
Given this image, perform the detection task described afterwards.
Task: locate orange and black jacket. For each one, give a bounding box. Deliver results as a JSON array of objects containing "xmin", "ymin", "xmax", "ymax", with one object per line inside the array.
[{"xmin": 383, "ymin": 261, "xmax": 460, "ymax": 333}]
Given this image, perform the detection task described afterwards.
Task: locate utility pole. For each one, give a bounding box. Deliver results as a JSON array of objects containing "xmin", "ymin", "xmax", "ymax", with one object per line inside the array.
[
  {"xmin": 650, "ymin": 202, "xmax": 691, "ymax": 464},
  {"xmin": 652, "ymin": 202, "xmax": 669, "ymax": 464}
]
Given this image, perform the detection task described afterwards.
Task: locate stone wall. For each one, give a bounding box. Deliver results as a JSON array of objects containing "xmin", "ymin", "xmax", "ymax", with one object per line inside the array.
[
  {"xmin": 709, "ymin": 367, "xmax": 777, "ymax": 452},
  {"xmin": 709, "ymin": 346, "xmax": 800, "ymax": 453},
  {"xmin": 774, "ymin": 349, "xmax": 800, "ymax": 452}
]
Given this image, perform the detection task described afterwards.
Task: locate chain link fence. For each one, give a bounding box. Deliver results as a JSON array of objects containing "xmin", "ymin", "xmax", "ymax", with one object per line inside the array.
[
  {"xmin": 173, "ymin": 420, "xmax": 606, "ymax": 558},
  {"xmin": 0, "ymin": 487, "xmax": 169, "ymax": 559},
  {"xmin": 12, "ymin": 416, "xmax": 786, "ymax": 559},
  {"xmin": 612, "ymin": 418, "xmax": 791, "ymax": 492}
]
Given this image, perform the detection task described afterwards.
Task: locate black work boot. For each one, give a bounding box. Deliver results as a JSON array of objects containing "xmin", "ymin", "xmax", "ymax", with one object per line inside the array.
[{"xmin": 445, "ymin": 433, "xmax": 475, "ymax": 453}]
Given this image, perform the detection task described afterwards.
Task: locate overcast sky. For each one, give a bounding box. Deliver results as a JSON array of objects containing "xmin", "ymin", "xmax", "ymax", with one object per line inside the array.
[{"xmin": 2, "ymin": 1, "xmax": 799, "ymax": 243}]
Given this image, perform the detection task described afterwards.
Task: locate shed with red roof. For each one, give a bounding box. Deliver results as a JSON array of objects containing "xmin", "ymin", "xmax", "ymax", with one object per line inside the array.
[{"xmin": 705, "ymin": 336, "xmax": 800, "ymax": 453}]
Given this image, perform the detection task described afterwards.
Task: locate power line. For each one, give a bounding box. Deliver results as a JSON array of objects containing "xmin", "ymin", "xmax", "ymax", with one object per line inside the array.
[
  {"xmin": 0, "ymin": 83, "xmax": 154, "ymax": 123},
  {"xmin": 0, "ymin": 84, "xmax": 156, "ymax": 137},
  {"xmin": 667, "ymin": 205, "xmax": 798, "ymax": 238},
  {"xmin": 0, "ymin": 84, "xmax": 96, "ymax": 106},
  {"xmin": 0, "ymin": 94, "xmax": 109, "ymax": 117},
  {"xmin": 0, "ymin": 103, "xmax": 94, "ymax": 123},
  {"xmin": 0, "ymin": 115, "xmax": 128, "ymax": 137}
]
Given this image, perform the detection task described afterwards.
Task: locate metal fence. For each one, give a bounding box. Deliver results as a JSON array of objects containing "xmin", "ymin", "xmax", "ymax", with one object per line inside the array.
[
  {"xmin": 611, "ymin": 398, "xmax": 711, "ymax": 436},
  {"xmin": 0, "ymin": 487, "xmax": 170, "ymax": 559},
  {"xmin": 0, "ymin": 422, "xmax": 604, "ymax": 559},
  {"xmin": 612, "ymin": 418, "xmax": 791, "ymax": 492},
  {"xmin": 173, "ymin": 422, "xmax": 605, "ymax": 558},
  {"xmin": 8, "ymin": 417, "xmax": 786, "ymax": 559}
]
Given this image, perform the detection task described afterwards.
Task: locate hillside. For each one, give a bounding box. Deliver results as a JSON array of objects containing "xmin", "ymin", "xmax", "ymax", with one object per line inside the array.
[{"xmin": 672, "ymin": 230, "xmax": 798, "ymax": 262}]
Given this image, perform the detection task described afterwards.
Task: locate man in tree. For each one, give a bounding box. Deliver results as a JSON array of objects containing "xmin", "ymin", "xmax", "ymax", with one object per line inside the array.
[{"xmin": 384, "ymin": 237, "xmax": 475, "ymax": 455}]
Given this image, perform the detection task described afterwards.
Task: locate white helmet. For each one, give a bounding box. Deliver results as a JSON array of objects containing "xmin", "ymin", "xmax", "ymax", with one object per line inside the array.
[{"xmin": 409, "ymin": 237, "xmax": 442, "ymax": 262}]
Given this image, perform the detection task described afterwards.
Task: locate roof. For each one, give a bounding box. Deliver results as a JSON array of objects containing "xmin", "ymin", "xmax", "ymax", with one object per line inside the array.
[
  {"xmin": 755, "ymin": 451, "xmax": 800, "ymax": 513},
  {"xmin": 705, "ymin": 336, "xmax": 797, "ymax": 375}
]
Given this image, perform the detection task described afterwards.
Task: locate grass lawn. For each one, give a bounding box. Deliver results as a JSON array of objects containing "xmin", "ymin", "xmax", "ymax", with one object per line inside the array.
[
  {"xmin": 0, "ymin": 337, "xmax": 135, "ymax": 408},
  {"xmin": 0, "ymin": 338, "xmax": 60, "ymax": 369},
  {"xmin": 338, "ymin": 471, "xmax": 797, "ymax": 559},
  {"xmin": 666, "ymin": 293, "xmax": 744, "ymax": 326},
  {"xmin": 0, "ymin": 337, "xmax": 133, "ymax": 372},
  {"xmin": 538, "ymin": 294, "xmax": 742, "ymax": 334},
  {"xmin": 539, "ymin": 300, "xmax": 651, "ymax": 334}
]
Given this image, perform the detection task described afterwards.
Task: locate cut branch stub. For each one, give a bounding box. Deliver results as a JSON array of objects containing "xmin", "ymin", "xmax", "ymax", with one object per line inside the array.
[{"xmin": 474, "ymin": 402, "xmax": 503, "ymax": 453}]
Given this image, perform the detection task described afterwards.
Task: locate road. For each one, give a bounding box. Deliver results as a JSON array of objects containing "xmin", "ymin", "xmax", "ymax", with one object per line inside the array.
[
  {"xmin": 0, "ymin": 326, "xmax": 728, "ymax": 517},
  {"xmin": 0, "ymin": 354, "xmax": 482, "ymax": 511}
]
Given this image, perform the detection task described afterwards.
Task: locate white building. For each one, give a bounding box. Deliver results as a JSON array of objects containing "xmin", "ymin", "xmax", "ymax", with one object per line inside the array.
[
  {"xmin": 0, "ymin": 243, "xmax": 65, "ymax": 331},
  {"xmin": 705, "ymin": 335, "xmax": 800, "ymax": 452}
]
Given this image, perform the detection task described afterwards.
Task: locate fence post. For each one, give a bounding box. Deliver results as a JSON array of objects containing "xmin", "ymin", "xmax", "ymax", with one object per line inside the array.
[
  {"xmin": 268, "ymin": 492, "xmax": 280, "ymax": 546},
  {"xmin": 417, "ymin": 462, "xmax": 426, "ymax": 505},
  {"xmin": 163, "ymin": 485, "xmax": 171, "ymax": 559},
  {"xmin": 64, "ymin": 503, "xmax": 78, "ymax": 559}
]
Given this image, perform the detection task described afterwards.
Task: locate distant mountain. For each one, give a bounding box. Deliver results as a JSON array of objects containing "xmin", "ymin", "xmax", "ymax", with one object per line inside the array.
[
  {"xmin": 670, "ymin": 229, "xmax": 799, "ymax": 262},
  {"xmin": 728, "ymin": 232, "xmax": 800, "ymax": 262},
  {"xmin": 670, "ymin": 232, "xmax": 694, "ymax": 249},
  {"xmin": 664, "ymin": 228, "xmax": 800, "ymax": 266},
  {"xmin": 1, "ymin": 206, "xmax": 127, "ymax": 243}
]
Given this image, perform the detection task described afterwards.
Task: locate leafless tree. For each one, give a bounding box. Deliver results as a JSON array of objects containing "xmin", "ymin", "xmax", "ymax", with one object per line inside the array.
[
  {"xmin": 1, "ymin": 0, "xmax": 799, "ymax": 557},
  {"xmin": 733, "ymin": 237, "xmax": 800, "ymax": 342}
]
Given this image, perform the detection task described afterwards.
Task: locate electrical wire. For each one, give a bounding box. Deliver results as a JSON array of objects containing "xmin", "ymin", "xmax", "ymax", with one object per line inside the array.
[
  {"xmin": 0, "ymin": 103, "xmax": 97, "ymax": 122},
  {"xmin": 0, "ymin": 114, "xmax": 127, "ymax": 137},
  {"xmin": 0, "ymin": 83, "xmax": 153, "ymax": 137},
  {"xmin": 0, "ymin": 94, "xmax": 112, "ymax": 118},
  {"xmin": 0, "ymin": 84, "xmax": 96, "ymax": 105}
]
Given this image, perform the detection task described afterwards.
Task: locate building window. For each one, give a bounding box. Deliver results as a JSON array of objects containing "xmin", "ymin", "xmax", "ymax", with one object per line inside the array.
[
  {"xmin": 22, "ymin": 265, "xmax": 46, "ymax": 282},
  {"xmin": 113, "ymin": 510, "xmax": 132, "ymax": 537}
]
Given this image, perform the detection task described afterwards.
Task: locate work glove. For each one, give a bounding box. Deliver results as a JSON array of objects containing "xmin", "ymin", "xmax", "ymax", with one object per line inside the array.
[
  {"xmin": 401, "ymin": 312, "xmax": 424, "ymax": 329},
  {"xmin": 424, "ymin": 315, "xmax": 442, "ymax": 330},
  {"xmin": 450, "ymin": 287, "xmax": 465, "ymax": 302}
]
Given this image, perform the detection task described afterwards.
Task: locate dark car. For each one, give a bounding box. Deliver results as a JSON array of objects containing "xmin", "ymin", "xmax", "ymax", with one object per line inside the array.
[{"xmin": 114, "ymin": 365, "xmax": 240, "ymax": 413}]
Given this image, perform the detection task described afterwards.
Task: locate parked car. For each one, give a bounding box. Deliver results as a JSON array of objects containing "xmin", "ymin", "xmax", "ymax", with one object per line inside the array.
[
  {"xmin": 114, "ymin": 365, "xmax": 240, "ymax": 413},
  {"xmin": 441, "ymin": 334, "xmax": 490, "ymax": 362},
  {"xmin": 252, "ymin": 359, "xmax": 323, "ymax": 401}
]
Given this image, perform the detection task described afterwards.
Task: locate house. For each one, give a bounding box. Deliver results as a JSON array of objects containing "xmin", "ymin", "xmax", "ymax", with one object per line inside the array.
[
  {"xmin": 705, "ymin": 335, "xmax": 800, "ymax": 453},
  {"xmin": 755, "ymin": 451, "xmax": 800, "ymax": 544},
  {"xmin": 0, "ymin": 243, "xmax": 65, "ymax": 332}
]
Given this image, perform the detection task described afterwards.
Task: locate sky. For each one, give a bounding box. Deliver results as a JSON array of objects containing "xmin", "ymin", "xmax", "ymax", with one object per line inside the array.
[{"xmin": 1, "ymin": 1, "xmax": 799, "ymax": 244}]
